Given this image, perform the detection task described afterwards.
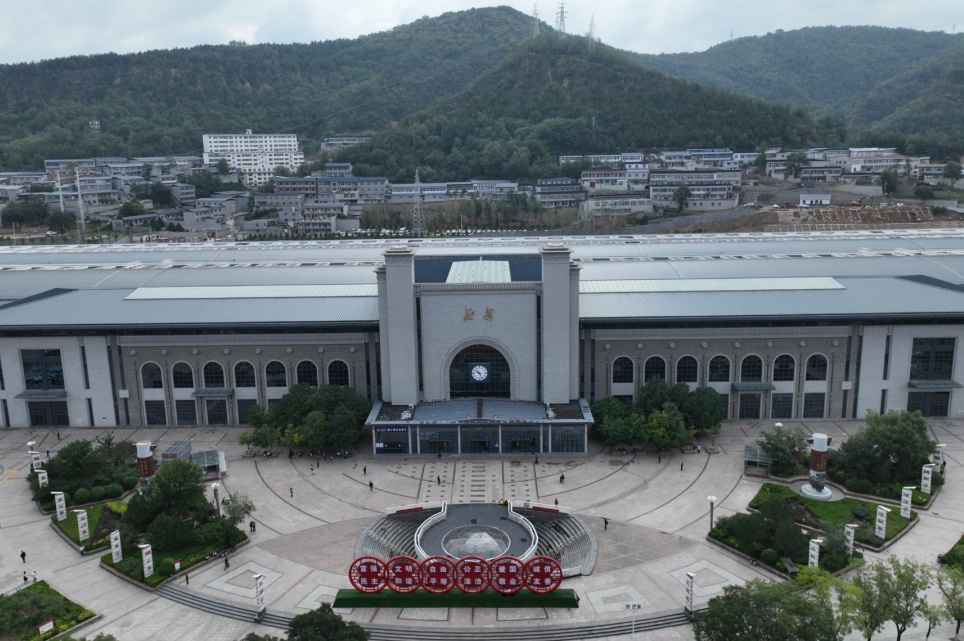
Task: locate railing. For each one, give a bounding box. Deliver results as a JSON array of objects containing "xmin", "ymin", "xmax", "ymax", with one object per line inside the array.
[
  {"xmin": 413, "ymin": 502, "xmax": 449, "ymax": 560},
  {"xmin": 387, "ymin": 501, "xmax": 445, "ymax": 515},
  {"xmin": 513, "ymin": 500, "xmax": 571, "ymax": 515},
  {"xmin": 508, "ymin": 501, "xmax": 540, "ymax": 561}
]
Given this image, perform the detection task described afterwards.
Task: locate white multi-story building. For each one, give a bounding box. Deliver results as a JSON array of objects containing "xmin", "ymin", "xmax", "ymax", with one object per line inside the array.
[{"xmin": 202, "ymin": 130, "xmax": 304, "ymax": 188}]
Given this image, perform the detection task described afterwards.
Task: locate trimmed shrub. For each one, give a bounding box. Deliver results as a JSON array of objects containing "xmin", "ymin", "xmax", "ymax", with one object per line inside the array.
[
  {"xmin": 73, "ymin": 487, "xmax": 90, "ymax": 504},
  {"xmin": 849, "ymin": 502, "xmax": 869, "ymax": 520},
  {"xmin": 846, "ymin": 479, "xmax": 874, "ymax": 495},
  {"xmin": 107, "ymin": 483, "xmax": 123, "ymax": 498},
  {"xmin": 89, "ymin": 486, "xmax": 106, "ymax": 502},
  {"xmin": 121, "ymin": 475, "xmax": 139, "ymax": 490},
  {"xmin": 746, "ymin": 542, "xmax": 765, "ymax": 559},
  {"xmin": 761, "ymin": 548, "xmax": 780, "ymax": 566},
  {"xmin": 147, "ymin": 513, "xmax": 196, "ymax": 552},
  {"xmin": 157, "ymin": 557, "xmax": 176, "ymax": 577}
]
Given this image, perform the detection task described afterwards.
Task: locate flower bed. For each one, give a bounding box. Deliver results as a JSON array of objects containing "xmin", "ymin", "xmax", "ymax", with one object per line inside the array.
[{"xmin": 0, "ymin": 581, "xmax": 94, "ymax": 641}]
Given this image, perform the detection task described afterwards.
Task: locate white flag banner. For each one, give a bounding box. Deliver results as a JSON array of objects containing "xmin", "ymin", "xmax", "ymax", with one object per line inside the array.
[
  {"xmin": 110, "ymin": 530, "xmax": 123, "ymax": 564},
  {"xmin": 684, "ymin": 572, "xmax": 694, "ymax": 612},
  {"xmin": 875, "ymin": 506, "xmax": 889, "ymax": 540},
  {"xmin": 52, "ymin": 492, "xmax": 67, "ymax": 522},
  {"xmin": 844, "ymin": 525, "xmax": 856, "ymax": 556},
  {"xmin": 37, "ymin": 470, "xmax": 48, "ymax": 488},
  {"xmin": 900, "ymin": 487, "xmax": 913, "ymax": 519},
  {"xmin": 809, "ymin": 539, "xmax": 821, "ymax": 567},
  {"xmin": 921, "ymin": 465, "xmax": 934, "ymax": 494},
  {"xmin": 30, "ymin": 451, "xmax": 42, "ymax": 470},
  {"xmin": 140, "ymin": 544, "xmax": 154, "ymax": 578},
  {"xmin": 76, "ymin": 510, "xmax": 89, "ymax": 542},
  {"xmin": 254, "ymin": 574, "xmax": 266, "ymax": 612}
]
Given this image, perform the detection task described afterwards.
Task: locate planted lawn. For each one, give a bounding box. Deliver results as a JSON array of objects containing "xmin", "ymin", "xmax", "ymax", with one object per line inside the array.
[
  {"xmin": 333, "ymin": 588, "xmax": 580, "ymax": 609},
  {"xmin": 750, "ymin": 483, "xmax": 914, "ymax": 544},
  {"xmin": 51, "ymin": 504, "xmax": 123, "ymax": 550},
  {"xmin": 0, "ymin": 581, "xmax": 94, "ymax": 641},
  {"xmin": 102, "ymin": 540, "xmax": 240, "ymax": 587},
  {"xmin": 939, "ymin": 535, "xmax": 964, "ymax": 571}
]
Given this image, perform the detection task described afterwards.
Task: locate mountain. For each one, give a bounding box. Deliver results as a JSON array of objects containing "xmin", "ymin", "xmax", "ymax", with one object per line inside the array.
[
  {"xmin": 629, "ymin": 26, "xmax": 964, "ymax": 157},
  {"xmin": 0, "ymin": 6, "xmax": 535, "ymax": 170},
  {"xmin": 341, "ymin": 34, "xmax": 831, "ymax": 182}
]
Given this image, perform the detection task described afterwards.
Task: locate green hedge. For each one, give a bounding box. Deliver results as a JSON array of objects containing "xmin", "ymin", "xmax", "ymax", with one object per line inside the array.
[
  {"xmin": 101, "ymin": 534, "xmax": 247, "ymax": 587},
  {"xmin": 0, "ymin": 581, "xmax": 95, "ymax": 641},
  {"xmin": 939, "ymin": 536, "xmax": 964, "ymax": 571}
]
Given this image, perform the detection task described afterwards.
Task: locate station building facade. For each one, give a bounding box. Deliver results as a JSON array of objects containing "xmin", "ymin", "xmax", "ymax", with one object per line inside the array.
[{"xmin": 1, "ymin": 230, "xmax": 964, "ymax": 455}]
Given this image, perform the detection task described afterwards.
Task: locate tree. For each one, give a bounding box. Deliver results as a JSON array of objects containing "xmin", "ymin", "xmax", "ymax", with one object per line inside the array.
[
  {"xmin": 796, "ymin": 566, "xmax": 855, "ymax": 640},
  {"xmin": 223, "ymin": 491, "xmax": 257, "ymax": 526},
  {"xmin": 47, "ymin": 211, "xmax": 75, "ymax": 235},
  {"xmin": 784, "ymin": 151, "xmax": 809, "ymax": 178},
  {"xmin": 148, "ymin": 459, "xmax": 206, "ymax": 518},
  {"xmin": 94, "ymin": 431, "xmax": 136, "ymax": 467},
  {"xmin": 683, "ymin": 387, "xmax": 724, "ymax": 440},
  {"xmin": 216, "ymin": 158, "xmax": 230, "ymax": 175},
  {"xmin": 756, "ymin": 426, "xmax": 808, "ymax": 476},
  {"xmin": 914, "ymin": 184, "xmax": 935, "ymax": 200},
  {"xmin": 638, "ymin": 377, "xmax": 669, "ymax": 415},
  {"xmin": 693, "ymin": 579, "xmax": 833, "ymax": 641},
  {"xmin": 880, "ymin": 169, "xmax": 898, "ymax": 195},
  {"xmin": 286, "ymin": 603, "xmax": 369, "ymax": 641},
  {"xmin": 672, "ymin": 183, "xmax": 692, "ymax": 212},
  {"xmin": 880, "ymin": 555, "xmax": 932, "ymax": 640},
  {"xmin": 937, "ymin": 566, "xmax": 964, "ymax": 637},
  {"xmin": 848, "ymin": 563, "xmax": 890, "ymax": 641},
  {"xmin": 943, "ymin": 160, "xmax": 962, "ymax": 189},
  {"xmin": 835, "ymin": 410, "xmax": 935, "ymax": 484},
  {"xmin": 118, "ymin": 200, "xmax": 146, "ymax": 219},
  {"xmin": 642, "ymin": 402, "xmax": 693, "ymax": 452}
]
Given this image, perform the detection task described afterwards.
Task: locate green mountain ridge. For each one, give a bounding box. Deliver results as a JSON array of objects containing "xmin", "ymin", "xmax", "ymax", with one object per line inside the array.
[
  {"xmin": 0, "ymin": 6, "xmax": 535, "ymax": 170},
  {"xmin": 340, "ymin": 35, "xmax": 832, "ymax": 182}
]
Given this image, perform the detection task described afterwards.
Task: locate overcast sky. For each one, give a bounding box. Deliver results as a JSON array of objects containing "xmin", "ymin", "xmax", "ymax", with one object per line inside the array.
[{"xmin": 0, "ymin": 0, "xmax": 956, "ymax": 65}]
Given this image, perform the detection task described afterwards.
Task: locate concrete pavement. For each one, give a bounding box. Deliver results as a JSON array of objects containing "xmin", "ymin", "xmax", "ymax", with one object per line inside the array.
[{"xmin": 1, "ymin": 419, "xmax": 961, "ymax": 640}]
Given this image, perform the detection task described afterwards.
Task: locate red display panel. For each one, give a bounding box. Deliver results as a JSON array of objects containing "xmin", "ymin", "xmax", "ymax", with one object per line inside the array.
[
  {"xmin": 419, "ymin": 556, "xmax": 457, "ymax": 594},
  {"xmin": 489, "ymin": 556, "xmax": 525, "ymax": 595},
  {"xmin": 349, "ymin": 556, "xmax": 386, "ymax": 593},
  {"xmin": 386, "ymin": 555, "xmax": 421, "ymax": 593},
  {"xmin": 524, "ymin": 556, "xmax": 563, "ymax": 593},
  {"xmin": 455, "ymin": 556, "xmax": 490, "ymax": 593}
]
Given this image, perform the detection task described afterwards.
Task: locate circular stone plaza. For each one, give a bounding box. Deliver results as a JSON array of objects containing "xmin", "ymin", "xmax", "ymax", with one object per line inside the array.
[{"xmin": 1, "ymin": 419, "xmax": 962, "ymax": 641}]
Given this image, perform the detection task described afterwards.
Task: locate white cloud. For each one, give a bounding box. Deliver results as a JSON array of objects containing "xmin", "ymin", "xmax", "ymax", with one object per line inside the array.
[{"xmin": 0, "ymin": 0, "xmax": 955, "ymax": 65}]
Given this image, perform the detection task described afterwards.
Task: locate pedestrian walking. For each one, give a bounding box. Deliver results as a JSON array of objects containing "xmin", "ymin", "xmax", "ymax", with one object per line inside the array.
[
  {"xmin": 290, "ymin": 487, "xmax": 293, "ymax": 498},
  {"xmin": 224, "ymin": 557, "xmax": 230, "ymax": 570},
  {"xmin": 658, "ymin": 454, "xmax": 661, "ymax": 463},
  {"xmin": 369, "ymin": 480, "xmax": 374, "ymax": 491},
  {"xmin": 604, "ymin": 518, "xmax": 609, "ymax": 530},
  {"xmin": 554, "ymin": 498, "xmax": 558, "ymax": 506},
  {"xmin": 697, "ymin": 444, "xmax": 701, "ymax": 454},
  {"xmin": 559, "ymin": 473, "xmax": 565, "ymax": 484},
  {"xmin": 57, "ymin": 431, "xmax": 61, "ymax": 440},
  {"xmin": 185, "ymin": 573, "xmax": 190, "ymax": 585},
  {"xmin": 23, "ymin": 572, "xmax": 28, "ymax": 585},
  {"xmin": 46, "ymin": 450, "xmax": 50, "ymax": 457},
  {"xmin": 437, "ymin": 452, "xmax": 441, "ymax": 459},
  {"xmin": 310, "ymin": 465, "xmax": 314, "ymax": 474},
  {"xmin": 681, "ymin": 462, "xmax": 684, "ymax": 471},
  {"xmin": 32, "ymin": 570, "xmax": 37, "ymax": 582},
  {"xmin": 437, "ymin": 475, "xmax": 441, "ymax": 485},
  {"xmin": 535, "ymin": 457, "xmax": 539, "ymax": 464},
  {"xmin": 363, "ymin": 466, "xmax": 367, "ymax": 475},
  {"xmin": 20, "ymin": 550, "xmax": 26, "ymax": 563}
]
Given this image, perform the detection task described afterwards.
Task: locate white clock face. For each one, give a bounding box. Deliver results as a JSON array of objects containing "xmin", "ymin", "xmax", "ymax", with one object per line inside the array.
[{"xmin": 471, "ymin": 365, "xmax": 488, "ymax": 381}]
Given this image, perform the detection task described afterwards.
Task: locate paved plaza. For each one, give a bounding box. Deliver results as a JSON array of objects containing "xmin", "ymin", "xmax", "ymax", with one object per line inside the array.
[{"xmin": 1, "ymin": 419, "xmax": 962, "ymax": 641}]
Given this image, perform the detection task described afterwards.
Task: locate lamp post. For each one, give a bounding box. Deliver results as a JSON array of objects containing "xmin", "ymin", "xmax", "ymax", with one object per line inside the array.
[
  {"xmin": 707, "ymin": 495, "xmax": 717, "ymax": 530},
  {"xmin": 27, "ymin": 440, "xmax": 36, "ymax": 450},
  {"xmin": 626, "ymin": 602, "xmax": 641, "ymax": 638},
  {"xmin": 212, "ymin": 482, "xmax": 221, "ymax": 518}
]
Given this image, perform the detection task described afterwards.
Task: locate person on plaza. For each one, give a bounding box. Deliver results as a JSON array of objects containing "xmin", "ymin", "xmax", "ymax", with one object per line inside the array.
[
  {"xmin": 363, "ymin": 466, "xmax": 367, "ymax": 475},
  {"xmin": 23, "ymin": 571, "xmax": 28, "ymax": 585},
  {"xmin": 554, "ymin": 498, "xmax": 558, "ymax": 506},
  {"xmin": 224, "ymin": 556, "xmax": 230, "ymax": 570},
  {"xmin": 32, "ymin": 570, "xmax": 37, "ymax": 582},
  {"xmin": 369, "ymin": 480, "xmax": 374, "ymax": 491},
  {"xmin": 437, "ymin": 475, "xmax": 441, "ymax": 485},
  {"xmin": 310, "ymin": 465, "xmax": 314, "ymax": 474},
  {"xmin": 185, "ymin": 573, "xmax": 190, "ymax": 585},
  {"xmin": 681, "ymin": 462, "xmax": 684, "ymax": 471},
  {"xmin": 290, "ymin": 488, "xmax": 293, "ymax": 498},
  {"xmin": 559, "ymin": 473, "xmax": 565, "ymax": 483},
  {"xmin": 249, "ymin": 520, "xmax": 256, "ymax": 533},
  {"xmin": 604, "ymin": 518, "xmax": 609, "ymax": 530},
  {"xmin": 20, "ymin": 550, "xmax": 26, "ymax": 563}
]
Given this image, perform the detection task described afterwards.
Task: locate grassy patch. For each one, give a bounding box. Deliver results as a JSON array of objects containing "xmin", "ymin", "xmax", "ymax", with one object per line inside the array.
[
  {"xmin": 333, "ymin": 588, "xmax": 580, "ymax": 609},
  {"xmin": 939, "ymin": 535, "xmax": 964, "ymax": 571},
  {"xmin": 0, "ymin": 581, "xmax": 95, "ymax": 641},
  {"xmin": 101, "ymin": 540, "xmax": 242, "ymax": 587}
]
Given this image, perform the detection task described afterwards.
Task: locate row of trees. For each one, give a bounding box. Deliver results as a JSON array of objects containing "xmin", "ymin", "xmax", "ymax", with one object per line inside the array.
[
  {"xmin": 592, "ymin": 378, "xmax": 724, "ymax": 451},
  {"xmin": 757, "ymin": 410, "xmax": 940, "ymax": 495},
  {"xmin": 694, "ymin": 559, "xmax": 964, "ymax": 641},
  {"xmin": 240, "ymin": 384, "xmax": 372, "ymax": 452}
]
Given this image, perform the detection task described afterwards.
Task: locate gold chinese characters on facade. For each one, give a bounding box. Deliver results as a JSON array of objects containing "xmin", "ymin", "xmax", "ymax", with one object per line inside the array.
[{"xmin": 463, "ymin": 306, "xmax": 495, "ymax": 321}]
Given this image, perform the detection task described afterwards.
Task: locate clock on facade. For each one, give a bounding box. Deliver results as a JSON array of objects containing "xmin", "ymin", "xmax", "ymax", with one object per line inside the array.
[{"xmin": 471, "ymin": 365, "xmax": 489, "ymax": 381}]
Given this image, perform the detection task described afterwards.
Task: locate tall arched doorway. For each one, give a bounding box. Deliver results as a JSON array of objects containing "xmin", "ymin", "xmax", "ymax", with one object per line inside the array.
[{"xmin": 449, "ymin": 344, "xmax": 511, "ymax": 398}]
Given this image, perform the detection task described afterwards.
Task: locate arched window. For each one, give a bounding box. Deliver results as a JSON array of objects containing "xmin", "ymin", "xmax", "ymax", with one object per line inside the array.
[
  {"xmin": 265, "ymin": 361, "xmax": 287, "ymax": 388},
  {"xmin": 328, "ymin": 360, "xmax": 351, "ymax": 387},
  {"xmin": 449, "ymin": 344, "xmax": 508, "ymax": 398},
  {"xmin": 806, "ymin": 355, "xmax": 828, "ymax": 381},
  {"xmin": 708, "ymin": 356, "xmax": 730, "ymax": 382},
  {"xmin": 676, "ymin": 356, "xmax": 699, "ymax": 383},
  {"xmin": 141, "ymin": 363, "xmax": 163, "ymax": 389},
  {"xmin": 234, "ymin": 362, "xmax": 256, "ymax": 388},
  {"xmin": 644, "ymin": 357, "xmax": 666, "ymax": 382},
  {"xmin": 773, "ymin": 355, "xmax": 796, "ymax": 382},
  {"xmin": 172, "ymin": 362, "xmax": 194, "ymax": 388},
  {"xmin": 203, "ymin": 362, "xmax": 225, "ymax": 388},
  {"xmin": 612, "ymin": 357, "xmax": 634, "ymax": 384},
  {"xmin": 297, "ymin": 361, "xmax": 319, "ymax": 387},
  {"xmin": 740, "ymin": 356, "xmax": 763, "ymax": 382}
]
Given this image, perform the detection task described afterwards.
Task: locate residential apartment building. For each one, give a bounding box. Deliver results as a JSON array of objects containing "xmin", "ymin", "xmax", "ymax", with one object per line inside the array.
[{"xmin": 202, "ymin": 130, "xmax": 304, "ymax": 188}]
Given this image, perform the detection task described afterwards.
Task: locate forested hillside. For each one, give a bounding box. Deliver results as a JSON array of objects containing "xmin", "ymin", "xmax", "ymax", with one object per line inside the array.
[
  {"xmin": 340, "ymin": 34, "xmax": 833, "ymax": 182},
  {"xmin": 0, "ymin": 7, "xmax": 534, "ymax": 170},
  {"xmin": 630, "ymin": 26, "xmax": 964, "ymax": 158}
]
